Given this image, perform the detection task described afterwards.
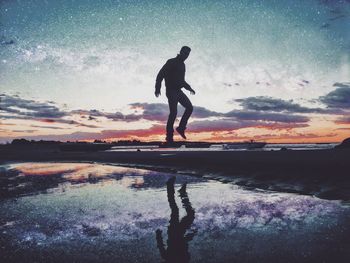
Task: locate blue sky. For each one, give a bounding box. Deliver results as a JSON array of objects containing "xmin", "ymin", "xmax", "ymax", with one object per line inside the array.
[{"xmin": 1, "ymin": 0, "xmax": 349, "ymax": 142}]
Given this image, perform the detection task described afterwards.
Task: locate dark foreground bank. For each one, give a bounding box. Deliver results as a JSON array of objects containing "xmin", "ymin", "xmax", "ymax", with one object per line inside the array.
[{"xmin": 0, "ymin": 144, "xmax": 349, "ymax": 201}]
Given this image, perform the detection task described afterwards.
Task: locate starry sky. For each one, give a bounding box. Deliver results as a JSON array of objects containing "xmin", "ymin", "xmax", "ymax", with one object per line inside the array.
[{"xmin": 1, "ymin": 0, "xmax": 350, "ymax": 143}]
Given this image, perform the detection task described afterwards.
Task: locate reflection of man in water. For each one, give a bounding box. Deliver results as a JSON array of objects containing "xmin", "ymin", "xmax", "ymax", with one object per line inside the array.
[
  {"xmin": 156, "ymin": 177, "xmax": 196, "ymax": 263},
  {"xmin": 155, "ymin": 46, "xmax": 196, "ymax": 143}
]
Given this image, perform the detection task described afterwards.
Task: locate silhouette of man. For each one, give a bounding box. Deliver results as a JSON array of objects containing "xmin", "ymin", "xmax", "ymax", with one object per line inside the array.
[
  {"xmin": 156, "ymin": 176, "xmax": 196, "ymax": 263},
  {"xmin": 155, "ymin": 46, "xmax": 195, "ymax": 143}
]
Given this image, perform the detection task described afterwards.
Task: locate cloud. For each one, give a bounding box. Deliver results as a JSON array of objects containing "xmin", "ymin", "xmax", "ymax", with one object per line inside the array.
[
  {"xmin": 224, "ymin": 110, "xmax": 310, "ymax": 123},
  {"xmin": 0, "ymin": 94, "xmax": 101, "ymax": 128},
  {"xmin": 2, "ymin": 118, "xmax": 309, "ymax": 142},
  {"xmin": 233, "ymin": 96, "xmax": 335, "ymax": 114},
  {"xmin": 3, "ymin": 125, "xmax": 165, "ymax": 142},
  {"xmin": 7, "ymin": 92, "xmax": 350, "ymax": 143},
  {"xmin": 12, "ymin": 129, "xmax": 36, "ymax": 133},
  {"xmin": 126, "ymin": 103, "xmax": 310, "ymax": 123},
  {"xmin": 129, "ymin": 103, "xmax": 169, "ymax": 121},
  {"xmin": 129, "ymin": 103, "xmax": 222, "ymax": 121},
  {"xmin": 37, "ymin": 119, "xmax": 100, "ymax": 128},
  {"xmin": 319, "ymin": 82, "xmax": 350, "ymax": 109},
  {"xmin": 73, "ymin": 103, "xmax": 171, "ymax": 123},
  {"xmin": 30, "ymin": 125, "xmax": 67, "ymax": 130},
  {"xmin": 101, "ymin": 125, "xmax": 164, "ymax": 139},
  {"xmin": 254, "ymin": 123, "xmax": 309, "ymax": 130},
  {"xmin": 0, "ymin": 93, "xmax": 316, "ymax": 127},
  {"xmin": 189, "ymin": 119, "xmax": 308, "ymax": 133},
  {"xmin": 1, "ymin": 95, "xmax": 222, "ymax": 129},
  {"xmin": 0, "ymin": 94, "xmax": 66, "ymax": 118},
  {"xmin": 71, "ymin": 109, "xmax": 140, "ymax": 122},
  {"xmin": 73, "ymin": 101, "xmax": 315, "ymax": 125},
  {"xmin": 335, "ymin": 127, "xmax": 350, "ymax": 130},
  {"xmin": 334, "ymin": 116, "xmax": 350, "ymax": 124},
  {"xmin": 189, "ymin": 119, "xmax": 254, "ymax": 132},
  {"xmin": 1, "ymin": 93, "xmax": 314, "ymax": 143},
  {"xmin": 208, "ymin": 131, "xmax": 337, "ymax": 141},
  {"xmin": 192, "ymin": 106, "xmax": 223, "ymax": 118}
]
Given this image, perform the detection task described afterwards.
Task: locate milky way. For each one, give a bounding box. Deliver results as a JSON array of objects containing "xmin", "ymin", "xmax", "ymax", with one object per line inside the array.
[{"xmin": 0, "ymin": 0, "xmax": 349, "ymax": 142}]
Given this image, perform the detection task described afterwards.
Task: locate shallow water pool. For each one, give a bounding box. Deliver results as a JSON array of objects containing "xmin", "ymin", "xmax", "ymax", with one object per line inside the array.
[{"xmin": 0, "ymin": 162, "xmax": 349, "ymax": 262}]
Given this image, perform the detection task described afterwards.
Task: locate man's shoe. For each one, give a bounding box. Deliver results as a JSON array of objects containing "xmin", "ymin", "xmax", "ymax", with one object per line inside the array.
[{"xmin": 176, "ymin": 127, "xmax": 186, "ymax": 139}]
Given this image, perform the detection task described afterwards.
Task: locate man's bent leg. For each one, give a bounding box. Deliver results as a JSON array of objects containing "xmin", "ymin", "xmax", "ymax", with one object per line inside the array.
[
  {"xmin": 178, "ymin": 91, "xmax": 193, "ymax": 130},
  {"xmin": 166, "ymin": 92, "xmax": 179, "ymax": 142}
]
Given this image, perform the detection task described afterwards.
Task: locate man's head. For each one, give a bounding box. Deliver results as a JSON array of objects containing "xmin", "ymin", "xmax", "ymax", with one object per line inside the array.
[{"xmin": 179, "ymin": 46, "xmax": 191, "ymax": 61}]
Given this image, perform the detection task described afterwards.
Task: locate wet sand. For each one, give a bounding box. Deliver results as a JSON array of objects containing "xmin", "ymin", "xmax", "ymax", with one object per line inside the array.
[{"xmin": 1, "ymin": 145, "xmax": 349, "ymax": 201}]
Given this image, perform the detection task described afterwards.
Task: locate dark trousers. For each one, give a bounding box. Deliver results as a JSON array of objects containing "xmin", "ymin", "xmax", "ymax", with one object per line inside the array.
[{"xmin": 166, "ymin": 89, "xmax": 193, "ymax": 139}]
